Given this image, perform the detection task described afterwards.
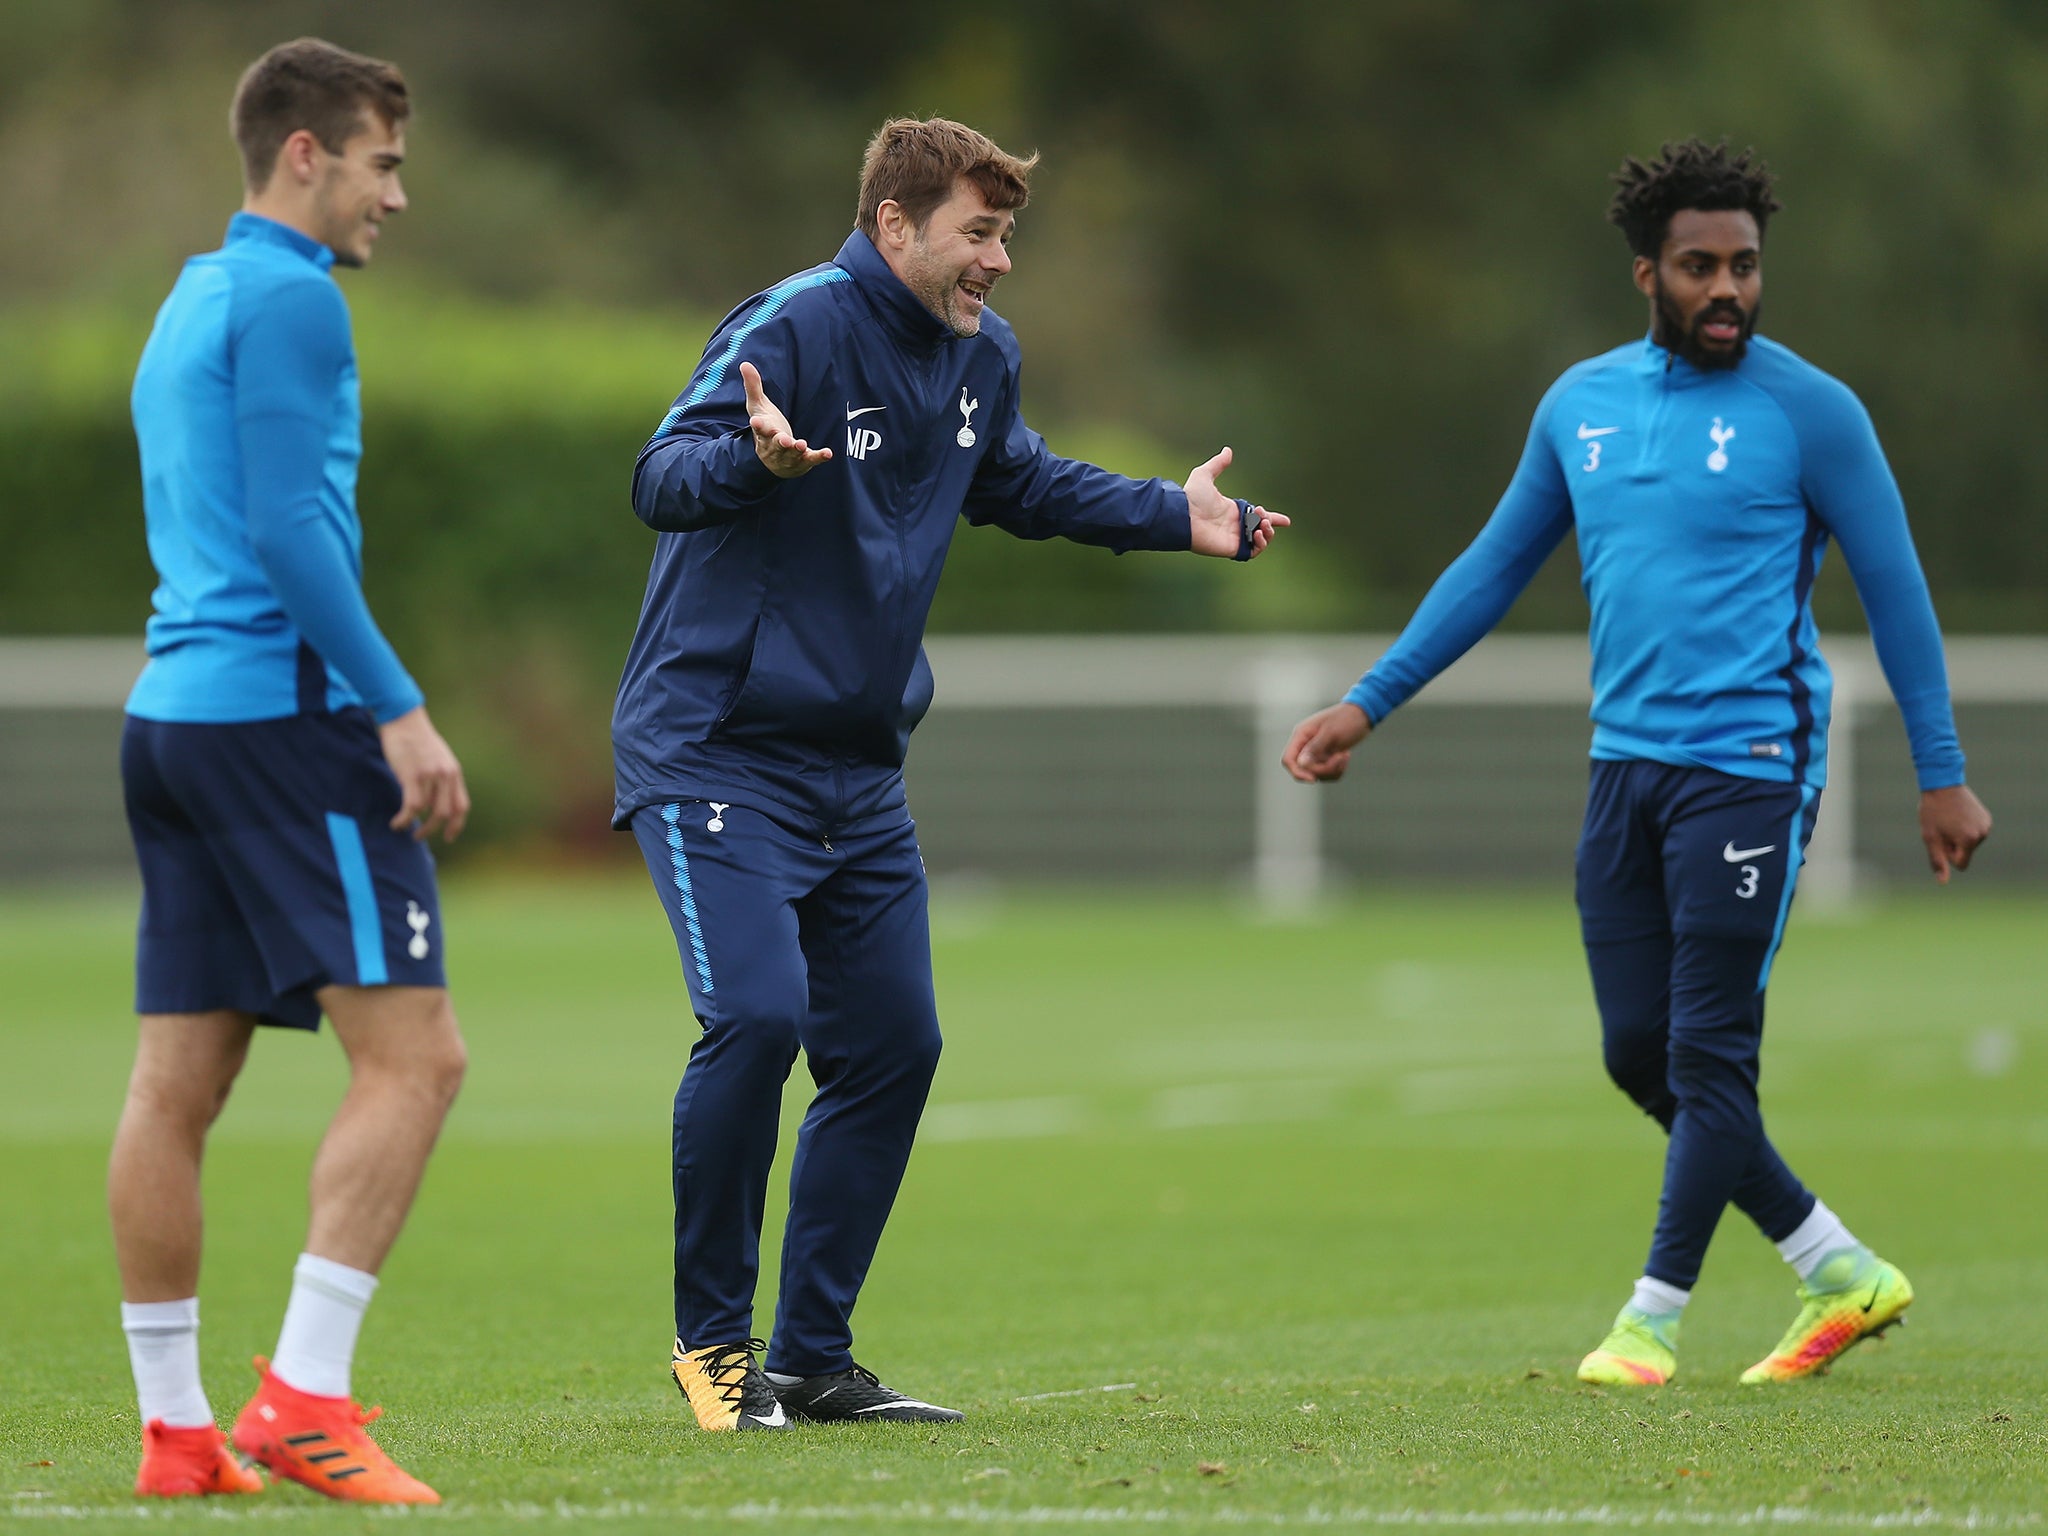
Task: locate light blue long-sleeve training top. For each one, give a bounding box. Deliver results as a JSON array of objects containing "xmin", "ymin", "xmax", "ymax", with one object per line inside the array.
[
  {"xmin": 125, "ymin": 213, "xmax": 421, "ymax": 726},
  {"xmin": 1346, "ymin": 335, "xmax": 1965, "ymax": 792}
]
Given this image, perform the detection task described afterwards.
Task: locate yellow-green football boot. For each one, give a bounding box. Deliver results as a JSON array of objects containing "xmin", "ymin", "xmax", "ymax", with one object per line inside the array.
[
  {"xmin": 1741, "ymin": 1249, "xmax": 1912, "ymax": 1383},
  {"xmin": 1577, "ymin": 1305, "xmax": 1679, "ymax": 1386}
]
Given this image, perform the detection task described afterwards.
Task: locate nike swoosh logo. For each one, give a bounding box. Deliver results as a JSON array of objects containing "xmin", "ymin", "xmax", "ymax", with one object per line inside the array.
[
  {"xmin": 742, "ymin": 1401, "xmax": 788, "ymax": 1427},
  {"xmin": 845, "ymin": 405, "xmax": 887, "ymax": 420},
  {"xmin": 1861, "ymin": 1281, "xmax": 1883, "ymax": 1314},
  {"xmin": 854, "ymin": 1399, "xmax": 942, "ymax": 1414},
  {"xmin": 1723, "ymin": 842, "xmax": 1778, "ymax": 862},
  {"xmin": 1576, "ymin": 423, "xmax": 1620, "ymax": 439}
]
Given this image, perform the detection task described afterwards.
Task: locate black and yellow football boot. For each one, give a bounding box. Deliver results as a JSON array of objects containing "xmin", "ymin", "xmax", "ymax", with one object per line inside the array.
[{"xmin": 671, "ymin": 1338, "xmax": 789, "ymax": 1431}]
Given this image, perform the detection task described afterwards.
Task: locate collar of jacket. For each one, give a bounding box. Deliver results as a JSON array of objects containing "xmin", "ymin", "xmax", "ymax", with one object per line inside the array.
[
  {"xmin": 835, "ymin": 229, "xmax": 956, "ymax": 352},
  {"xmin": 226, "ymin": 211, "xmax": 337, "ymax": 272},
  {"xmin": 1637, "ymin": 330, "xmax": 1749, "ymax": 388}
]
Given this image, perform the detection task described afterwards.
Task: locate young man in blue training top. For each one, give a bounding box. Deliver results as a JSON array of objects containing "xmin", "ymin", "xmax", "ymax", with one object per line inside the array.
[
  {"xmin": 113, "ymin": 39, "xmax": 465, "ymax": 1502},
  {"xmin": 1283, "ymin": 140, "xmax": 1992, "ymax": 1387},
  {"xmin": 615, "ymin": 117, "xmax": 1287, "ymax": 1431}
]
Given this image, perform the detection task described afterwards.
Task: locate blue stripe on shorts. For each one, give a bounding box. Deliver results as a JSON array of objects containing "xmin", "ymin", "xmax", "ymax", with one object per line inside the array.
[{"xmin": 325, "ymin": 812, "xmax": 389, "ymax": 985}]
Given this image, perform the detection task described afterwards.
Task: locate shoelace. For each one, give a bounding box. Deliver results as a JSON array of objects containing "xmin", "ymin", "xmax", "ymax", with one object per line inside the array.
[
  {"xmin": 697, "ymin": 1338, "xmax": 769, "ymax": 1409},
  {"xmin": 844, "ymin": 1362, "xmax": 883, "ymax": 1390},
  {"xmin": 252, "ymin": 1357, "xmax": 384, "ymax": 1432}
]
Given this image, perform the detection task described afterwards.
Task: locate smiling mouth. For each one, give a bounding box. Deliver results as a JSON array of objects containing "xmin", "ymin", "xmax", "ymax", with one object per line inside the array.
[
  {"xmin": 957, "ymin": 278, "xmax": 991, "ymax": 309},
  {"xmin": 1699, "ymin": 310, "xmax": 1743, "ymax": 343}
]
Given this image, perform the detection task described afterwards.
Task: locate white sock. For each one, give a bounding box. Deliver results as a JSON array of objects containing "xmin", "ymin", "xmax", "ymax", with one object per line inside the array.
[
  {"xmin": 271, "ymin": 1253, "xmax": 379, "ymax": 1399},
  {"xmin": 1775, "ymin": 1199, "xmax": 1863, "ymax": 1281},
  {"xmin": 122, "ymin": 1297, "xmax": 214, "ymax": 1429},
  {"xmin": 1629, "ymin": 1276, "xmax": 1691, "ymax": 1316}
]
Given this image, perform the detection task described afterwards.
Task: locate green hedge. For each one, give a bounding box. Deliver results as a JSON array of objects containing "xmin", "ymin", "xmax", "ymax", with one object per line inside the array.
[{"xmin": 2, "ymin": 286, "xmax": 1313, "ymax": 852}]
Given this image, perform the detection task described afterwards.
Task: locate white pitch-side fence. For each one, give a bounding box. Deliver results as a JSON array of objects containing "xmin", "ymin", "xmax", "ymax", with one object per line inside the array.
[
  {"xmin": 918, "ymin": 633, "xmax": 2046, "ymax": 910},
  {"xmin": 2, "ymin": 635, "xmax": 2043, "ymax": 902}
]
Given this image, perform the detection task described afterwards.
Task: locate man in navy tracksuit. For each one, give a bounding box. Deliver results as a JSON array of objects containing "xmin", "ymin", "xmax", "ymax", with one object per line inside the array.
[{"xmin": 613, "ymin": 117, "xmax": 1285, "ymax": 1431}]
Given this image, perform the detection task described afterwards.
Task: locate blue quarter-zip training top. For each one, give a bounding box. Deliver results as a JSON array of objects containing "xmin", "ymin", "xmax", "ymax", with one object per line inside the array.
[
  {"xmin": 612, "ymin": 230, "xmax": 1193, "ymax": 833},
  {"xmin": 127, "ymin": 213, "xmax": 421, "ymax": 726},
  {"xmin": 1346, "ymin": 335, "xmax": 1965, "ymax": 792}
]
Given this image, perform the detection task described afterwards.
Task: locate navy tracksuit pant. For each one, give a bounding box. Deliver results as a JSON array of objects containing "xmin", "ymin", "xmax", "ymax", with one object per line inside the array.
[
  {"xmin": 631, "ymin": 799, "xmax": 940, "ymax": 1377},
  {"xmin": 1577, "ymin": 760, "xmax": 1822, "ymax": 1289}
]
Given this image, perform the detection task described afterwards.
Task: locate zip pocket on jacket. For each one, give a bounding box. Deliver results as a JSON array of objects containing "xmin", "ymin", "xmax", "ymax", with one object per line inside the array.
[{"xmin": 710, "ymin": 615, "xmax": 765, "ymax": 733}]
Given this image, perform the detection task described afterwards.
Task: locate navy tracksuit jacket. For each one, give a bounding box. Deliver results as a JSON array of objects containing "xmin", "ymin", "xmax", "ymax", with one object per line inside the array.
[
  {"xmin": 615, "ymin": 230, "xmax": 1190, "ymax": 1370},
  {"xmin": 615, "ymin": 229, "xmax": 1189, "ymax": 835}
]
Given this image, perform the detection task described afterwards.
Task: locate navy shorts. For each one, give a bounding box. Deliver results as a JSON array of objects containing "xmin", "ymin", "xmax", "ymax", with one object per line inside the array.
[
  {"xmin": 1577, "ymin": 758, "xmax": 1819, "ymax": 983},
  {"xmin": 122, "ymin": 709, "xmax": 445, "ymax": 1030}
]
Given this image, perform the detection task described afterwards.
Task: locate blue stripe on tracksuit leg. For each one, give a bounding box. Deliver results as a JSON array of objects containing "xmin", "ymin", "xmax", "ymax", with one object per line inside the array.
[
  {"xmin": 1757, "ymin": 785, "xmax": 1819, "ymax": 992},
  {"xmin": 660, "ymin": 803, "xmax": 715, "ymax": 996},
  {"xmin": 630, "ymin": 801, "xmax": 940, "ymax": 1377}
]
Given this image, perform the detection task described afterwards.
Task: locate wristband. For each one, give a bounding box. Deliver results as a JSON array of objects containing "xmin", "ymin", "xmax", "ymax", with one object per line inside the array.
[{"xmin": 1233, "ymin": 498, "xmax": 1259, "ymax": 562}]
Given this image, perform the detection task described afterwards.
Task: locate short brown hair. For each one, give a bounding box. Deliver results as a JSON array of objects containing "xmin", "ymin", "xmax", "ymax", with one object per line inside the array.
[
  {"xmin": 230, "ymin": 38, "xmax": 410, "ymax": 191},
  {"xmin": 856, "ymin": 117, "xmax": 1036, "ymax": 240}
]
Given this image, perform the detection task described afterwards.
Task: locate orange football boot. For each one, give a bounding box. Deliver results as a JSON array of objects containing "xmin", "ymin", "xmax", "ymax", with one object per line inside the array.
[
  {"xmin": 133, "ymin": 1420, "xmax": 264, "ymax": 1497},
  {"xmin": 229, "ymin": 1357, "xmax": 439, "ymax": 1505}
]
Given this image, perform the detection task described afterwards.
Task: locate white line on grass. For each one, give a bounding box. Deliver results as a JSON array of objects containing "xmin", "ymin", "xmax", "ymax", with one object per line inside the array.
[
  {"xmin": 1151, "ymin": 1079, "xmax": 1344, "ymax": 1129},
  {"xmin": 920, "ymin": 1096, "xmax": 1089, "ymax": 1142},
  {"xmin": 1012, "ymin": 1382, "xmax": 1139, "ymax": 1401},
  {"xmin": 4, "ymin": 1500, "xmax": 2041, "ymax": 1528}
]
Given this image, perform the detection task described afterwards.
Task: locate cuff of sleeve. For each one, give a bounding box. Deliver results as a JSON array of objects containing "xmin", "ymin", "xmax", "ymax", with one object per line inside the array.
[
  {"xmin": 725, "ymin": 436, "xmax": 780, "ymax": 505},
  {"xmin": 1914, "ymin": 755, "xmax": 1967, "ymax": 794},
  {"xmin": 1163, "ymin": 487, "xmax": 1193, "ymax": 552},
  {"xmin": 1111, "ymin": 486, "xmax": 1192, "ymax": 557},
  {"xmin": 1342, "ymin": 679, "xmax": 1387, "ymax": 724},
  {"xmin": 368, "ymin": 681, "xmax": 426, "ymax": 726}
]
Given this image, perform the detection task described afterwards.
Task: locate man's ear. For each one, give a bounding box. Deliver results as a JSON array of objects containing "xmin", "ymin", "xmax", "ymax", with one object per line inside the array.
[
  {"xmin": 276, "ymin": 128, "xmax": 325, "ymax": 187},
  {"xmin": 874, "ymin": 199, "xmax": 909, "ymax": 251},
  {"xmin": 1632, "ymin": 254, "xmax": 1657, "ymax": 299}
]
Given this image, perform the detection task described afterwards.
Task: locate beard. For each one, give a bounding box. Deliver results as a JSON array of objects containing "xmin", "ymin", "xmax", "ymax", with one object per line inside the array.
[
  {"xmin": 1653, "ymin": 281, "xmax": 1758, "ymax": 371},
  {"xmin": 901, "ymin": 240, "xmax": 983, "ymax": 337}
]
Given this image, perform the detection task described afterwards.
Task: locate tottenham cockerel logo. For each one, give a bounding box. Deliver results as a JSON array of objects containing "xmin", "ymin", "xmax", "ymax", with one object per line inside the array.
[
  {"xmin": 1707, "ymin": 417, "xmax": 1736, "ymax": 473},
  {"xmin": 405, "ymin": 901, "xmax": 432, "ymax": 960}
]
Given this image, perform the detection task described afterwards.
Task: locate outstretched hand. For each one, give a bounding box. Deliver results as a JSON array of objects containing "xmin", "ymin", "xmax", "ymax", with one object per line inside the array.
[
  {"xmin": 1281, "ymin": 702, "xmax": 1372, "ymax": 783},
  {"xmin": 1186, "ymin": 447, "xmax": 1288, "ymax": 558},
  {"xmin": 741, "ymin": 361, "xmax": 832, "ymax": 478},
  {"xmin": 1919, "ymin": 783, "xmax": 1991, "ymax": 884}
]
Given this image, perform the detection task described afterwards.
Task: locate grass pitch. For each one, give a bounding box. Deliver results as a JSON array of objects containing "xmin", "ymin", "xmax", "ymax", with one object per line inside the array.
[{"xmin": 2, "ymin": 877, "xmax": 2043, "ymax": 1532}]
